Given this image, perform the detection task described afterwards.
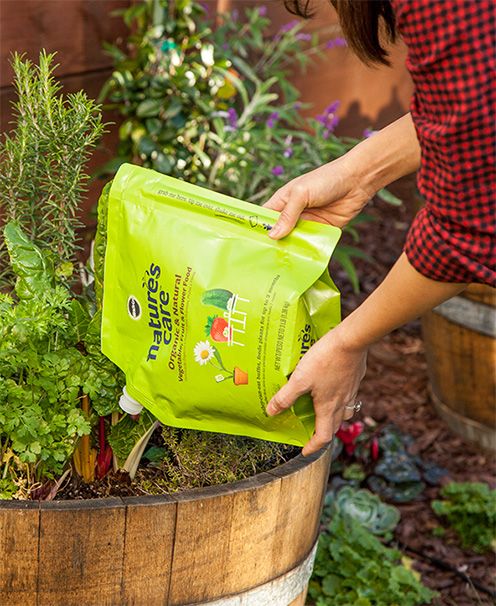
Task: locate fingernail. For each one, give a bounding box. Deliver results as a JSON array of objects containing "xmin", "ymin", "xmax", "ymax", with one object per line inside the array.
[
  {"xmin": 266, "ymin": 404, "xmax": 276, "ymax": 416},
  {"xmin": 269, "ymin": 225, "xmax": 280, "ymax": 238}
]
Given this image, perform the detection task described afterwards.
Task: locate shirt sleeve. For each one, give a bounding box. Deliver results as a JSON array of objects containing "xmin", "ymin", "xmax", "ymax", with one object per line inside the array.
[{"xmin": 392, "ymin": 0, "xmax": 496, "ymax": 285}]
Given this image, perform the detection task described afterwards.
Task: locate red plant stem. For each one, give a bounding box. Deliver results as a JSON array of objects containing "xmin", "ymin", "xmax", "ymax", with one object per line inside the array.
[{"xmin": 99, "ymin": 416, "xmax": 105, "ymax": 452}]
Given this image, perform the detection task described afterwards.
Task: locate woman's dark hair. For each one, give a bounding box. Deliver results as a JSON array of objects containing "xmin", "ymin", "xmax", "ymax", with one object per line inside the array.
[{"xmin": 284, "ymin": 0, "xmax": 397, "ymax": 66}]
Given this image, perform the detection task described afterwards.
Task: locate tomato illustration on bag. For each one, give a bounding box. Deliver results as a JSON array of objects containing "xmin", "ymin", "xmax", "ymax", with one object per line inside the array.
[{"xmin": 205, "ymin": 315, "xmax": 230, "ymax": 342}]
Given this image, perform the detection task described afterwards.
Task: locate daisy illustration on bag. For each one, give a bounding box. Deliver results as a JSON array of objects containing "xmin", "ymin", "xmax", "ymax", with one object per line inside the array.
[{"xmin": 193, "ymin": 340, "xmax": 248, "ymax": 385}]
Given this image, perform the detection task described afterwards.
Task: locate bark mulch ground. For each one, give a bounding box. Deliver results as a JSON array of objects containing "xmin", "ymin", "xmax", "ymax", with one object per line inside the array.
[{"xmin": 333, "ymin": 175, "xmax": 495, "ymax": 605}]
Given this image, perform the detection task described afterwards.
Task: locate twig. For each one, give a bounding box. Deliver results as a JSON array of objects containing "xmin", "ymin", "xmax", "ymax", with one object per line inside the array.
[{"xmin": 400, "ymin": 541, "xmax": 496, "ymax": 599}]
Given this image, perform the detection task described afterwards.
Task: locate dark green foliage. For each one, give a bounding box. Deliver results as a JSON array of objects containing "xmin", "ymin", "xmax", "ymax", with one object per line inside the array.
[
  {"xmin": 432, "ymin": 482, "xmax": 496, "ymax": 553},
  {"xmin": 309, "ymin": 512, "xmax": 437, "ymax": 605},
  {"xmin": 92, "ymin": 182, "xmax": 112, "ymax": 310},
  {"xmin": 366, "ymin": 425, "xmax": 447, "ymax": 503},
  {"xmin": 0, "ymin": 54, "xmax": 123, "ymax": 499},
  {"xmin": 332, "ymin": 424, "xmax": 447, "ymax": 504},
  {"xmin": 100, "ymin": 0, "xmax": 342, "ymax": 197},
  {"xmin": 0, "ymin": 52, "xmax": 104, "ymax": 288}
]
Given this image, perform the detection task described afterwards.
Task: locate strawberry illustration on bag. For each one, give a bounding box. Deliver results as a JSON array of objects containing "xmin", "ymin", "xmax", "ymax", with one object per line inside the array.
[{"xmin": 205, "ymin": 315, "xmax": 230, "ymax": 342}]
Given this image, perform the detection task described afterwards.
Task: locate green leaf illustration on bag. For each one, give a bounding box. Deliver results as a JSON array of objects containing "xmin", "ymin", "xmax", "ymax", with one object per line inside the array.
[{"xmin": 101, "ymin": 163, "xmax": 341, "ymax": 446}]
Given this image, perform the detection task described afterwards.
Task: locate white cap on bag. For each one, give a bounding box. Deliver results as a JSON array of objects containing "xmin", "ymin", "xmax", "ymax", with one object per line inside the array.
[{"xmin": 119, "ymin": 386, "xmax": 144, "ymax": 415}]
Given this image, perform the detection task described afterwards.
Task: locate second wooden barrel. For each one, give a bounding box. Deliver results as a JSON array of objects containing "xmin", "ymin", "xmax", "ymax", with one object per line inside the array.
[{"xmin": 422, "ymin": 284, "xmax": 496, "ymax": 451}]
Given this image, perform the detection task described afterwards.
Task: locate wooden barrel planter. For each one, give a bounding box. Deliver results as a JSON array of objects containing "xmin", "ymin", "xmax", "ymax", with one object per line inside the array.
[
  {"xmin": 0, "ymin": 445, "xmax": 331, "ymax": 606},
  {"xmin": 422, "ymin": 284, "xmax": 496, "ymax": 451}
]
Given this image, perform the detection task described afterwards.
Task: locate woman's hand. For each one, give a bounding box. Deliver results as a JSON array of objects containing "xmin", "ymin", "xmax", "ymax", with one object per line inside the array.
[
  {"xmin": 266, "ymin": 325, "xmax": 367, "ymax": 456},
  {"xmin": 264, "ymin": 155, "xmax": 373, "ymax": 239},
  {"xmin": 264, "ymin": 114, "xmax": 421, "ymax": 239}
]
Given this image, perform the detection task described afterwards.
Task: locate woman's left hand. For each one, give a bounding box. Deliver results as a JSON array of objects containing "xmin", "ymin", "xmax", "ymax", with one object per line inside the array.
[{"xmin": 266, "ymin": 326, "xmax": 367, "ymax": 456}]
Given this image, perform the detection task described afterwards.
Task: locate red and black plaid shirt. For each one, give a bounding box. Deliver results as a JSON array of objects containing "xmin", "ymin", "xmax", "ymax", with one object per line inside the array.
[{"xmin": 392, "ymin": 0, "xmax": 495, "ymax": 285}]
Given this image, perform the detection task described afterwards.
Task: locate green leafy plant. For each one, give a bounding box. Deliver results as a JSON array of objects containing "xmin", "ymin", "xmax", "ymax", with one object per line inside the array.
[
  {"xmin": 0, "ymin": 51, "xmax": 104, "ymax": 288},
  {"xmin": 100, "ymin": 0, "xmax": 400, "ymax": 292},
  {"xmin": 0, "ymin": 54, "xmax": 123, "ymax": 499},
  {"xmin": 0, "ymin": 224, "xmax": 90, "ymax": 497},
  {"xmin": 432, "ymin": 482, "xmax": 496, "ymax": 553},
  {"xmin": 329, "ymin": 486, "xmax": 401, "ymax": 539},
  {"xmin": 308, "ymin": 511, "xmax": 437, "ymax": 605},
  {"xmin": 108, "ymin": 409, "xmax": 159, "ymax": 479},
  {"xmin": 0, "ymin": 221, "xmax": 126, "ymax": 500}
]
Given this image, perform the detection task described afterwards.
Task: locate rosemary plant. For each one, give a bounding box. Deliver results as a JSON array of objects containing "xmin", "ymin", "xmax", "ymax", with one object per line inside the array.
[{"xmin": 0, "ymin": 51, "xmax": 104, "ymax": 289}]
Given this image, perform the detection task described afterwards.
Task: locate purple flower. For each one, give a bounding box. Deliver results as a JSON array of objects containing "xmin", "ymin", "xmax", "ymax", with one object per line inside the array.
[
  {"xmin": 280, "ymin": 20, "xmax": 299, "ymax": 33},
  {"xmin": 283, "ymin": 147, "xmax": 293, "ymax": 158},
  {"xmin": 296, "ymin": 33, "xmax": 312, "ymax": 42},
  {"xmin": 272, "ymin": 165, "xmax": 284, "ymax": 176},
  {"xmin": 227, "ymin": 108, "xmax": 238, "ymax": 129},
  {"xmin": 266, "ymin": 111, "xmax": 279, "ymax": 128},
  {"xmin": 258, "ymin": 5, "xmax": 267, "ymax": 16},
  {"xmin": 325, "ymin": 114, "xmax": 339, "ymax": 133},
  {"xmin": 363, "ymin": 127, "xmax": 377, "ymax": 138},
  {"xmin": 231, "ymin": 8, "xmax": 239, "ymax": 21},
  {"xmin": 325, "ymin": 100, "xmax": 340, "ymax": 115},
  {"xmin": 316, "ymin": 100, "xmax": 340, "ymax": 133},
  {"xmin": 294, "ymin": 101, "xmax": 302, "ymax": 111},
  {"xmin": 325, "ymin": 37, "xmax": 347, "ymax": 49}
]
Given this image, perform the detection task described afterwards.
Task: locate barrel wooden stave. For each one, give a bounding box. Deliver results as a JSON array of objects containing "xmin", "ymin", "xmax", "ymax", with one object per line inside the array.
[
  {"xmin": 38, "ymin": 497, "xmax": 126, "ymax": 606},
  {"xmin": 121, "ymin": 494, "xmax": 177, "ymax": 605},
  {"xmin": 0, "ymin": 500, "xmax": 39, "ymax": 606},
  {"xmin": 0, "ymin": 446, "xmax": 331, "ymax": 606},
  {"xmin": 422, "ymin": 284, "xmax": 496, "ymax": 450}
]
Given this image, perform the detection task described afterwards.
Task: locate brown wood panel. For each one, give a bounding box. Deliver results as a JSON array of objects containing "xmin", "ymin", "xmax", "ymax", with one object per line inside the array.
[
  {"xmin": 0, "ymin": 500, "xmax": 39, "ymax": 606},
  {"xmin": 462, "ymin": 284, "xmax": 496, "ymax": 306},
  {"xmin": 1, "ymin": 447, "xmax": 331, "ymax": 605},
  {"xmin": 422, "ymin": 312, "xmax": 496, "ymax": 426},
  {"xmin": 120, "ymin": 494, "xmax": 177, "ymax": 606},
  {"xmin": 166, "ymin": 482, "xmax": 240, "ymax": 604},
  {"xmin": 37, "ymin": 497, "xmax": 126, "ymax": 605},
  {"xmin": 217, "ymin": 471, "xmax": 282, "ymax": 593},
  {"xmin": 0, "ymin": 0, "xmax": 130, "ymax": 87},
  {"xmin": 268, "ymin": 446, "xmax": 332, "ymax": 574},
  {"xmin": 167, "ymin": 453, "xmax": 329, "ymax": 604},
  {"xmin": 172, "ymin": 451, "xmax": 328, "ymax": 604}
]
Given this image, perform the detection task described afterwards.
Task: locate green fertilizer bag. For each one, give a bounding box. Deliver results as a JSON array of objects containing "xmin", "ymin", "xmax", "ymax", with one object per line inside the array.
[{"xmin": 101, "ymin": 163, "xmax": 341, "ymax": 446}]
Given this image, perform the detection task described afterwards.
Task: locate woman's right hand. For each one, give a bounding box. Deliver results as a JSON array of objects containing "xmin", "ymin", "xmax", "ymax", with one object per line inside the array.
[{"xmin": 264, "ymin": 154, "xmax": 373, "ymax": 239}]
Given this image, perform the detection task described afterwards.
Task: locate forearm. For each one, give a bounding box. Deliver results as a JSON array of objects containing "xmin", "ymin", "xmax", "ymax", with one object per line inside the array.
[
  {"xmin": 336, "ymin": 253, "xmax": 467, "ymax": 351},
  {"xmin": 342, "ymin": 113, "xmax": 421, "ymax": 196}
]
